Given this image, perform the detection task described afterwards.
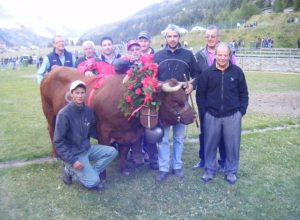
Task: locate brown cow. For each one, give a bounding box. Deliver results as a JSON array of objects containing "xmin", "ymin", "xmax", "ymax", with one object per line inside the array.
[{"xmin": 40, "ymin": 67, "xmax": 196, "ymax": 174}]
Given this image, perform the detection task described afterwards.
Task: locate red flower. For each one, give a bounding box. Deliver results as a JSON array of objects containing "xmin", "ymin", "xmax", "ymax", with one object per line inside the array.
[
  {"xmin": 144, "ymin": 92, "xmax": 153, "ymax": 103},
  {"xmin": 135, "ymin": 88, "xmax": 142, "ymax": 95},
  {"xmin": 126, "ymin": 69, "xmax": 133, "ymax": 78},
  {"xmin": 140, "ymin": 54, "xmax": 154, "ymax": 65},
  {"xmin": 149, "ymin": 63, "xmax": 158, "ymax": 77},
  {"xmin": 128, "ymin": 84, "xmax": 134, "ymax": 90},
  {"xmin": 125, "ymin": 96, "xmax": 132, "ymax": 103}
]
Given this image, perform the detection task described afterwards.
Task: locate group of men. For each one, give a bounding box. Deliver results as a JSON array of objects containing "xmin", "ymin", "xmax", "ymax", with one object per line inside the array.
[{"xmin": 37, "ymin": 24, "xmax": 248, "ymax": 192}]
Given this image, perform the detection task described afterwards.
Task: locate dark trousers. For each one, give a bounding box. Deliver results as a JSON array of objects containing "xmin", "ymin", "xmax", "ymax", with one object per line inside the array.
[
  {"xmin": 198, "ymin": 110, "xmax": 226, "ymax": 167},
  {"xmin": 204, "ymin": 112, "xmax": 242, "ymax": 175}
]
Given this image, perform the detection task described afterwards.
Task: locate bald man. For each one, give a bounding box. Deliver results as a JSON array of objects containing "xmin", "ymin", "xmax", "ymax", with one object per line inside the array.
[{"xmin": 196, "ymin": 43, "xmax": 248, "ymax": 184}]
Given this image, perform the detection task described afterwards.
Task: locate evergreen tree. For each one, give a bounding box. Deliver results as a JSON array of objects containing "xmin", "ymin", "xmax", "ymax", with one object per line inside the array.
[
  {"xmin": 273, "ymin": 0, "xmax": 284, "ymax": 12},
  {"xmin": 294, "ymin": 0, "xmax": 300, "ymax": 11},
  {"xmin": 230, "ymin": 0, "xmax": 243, "ymax": 10}
]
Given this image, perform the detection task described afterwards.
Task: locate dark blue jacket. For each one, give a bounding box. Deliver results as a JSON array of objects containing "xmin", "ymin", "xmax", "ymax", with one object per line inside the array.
[
  {"xmin": 196, "ymin": 62, "xmax": 249, "ymax": 117},
  {"xmin": 47, "ymin": 49, "xmax": 73, "ymax": 71},
  {"xmin": 154, "ymin": 45, "xmax": 199, "ymax": 85},
  {"xmin": 54, "ymin": 102, "xmax": 98, "ymax": 165}
]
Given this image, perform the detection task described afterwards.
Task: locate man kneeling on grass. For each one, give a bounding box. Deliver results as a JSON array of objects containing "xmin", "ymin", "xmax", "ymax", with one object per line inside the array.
[{"xmin": 54, "ymin": 80, "xmax": 118, "ymax": 191}]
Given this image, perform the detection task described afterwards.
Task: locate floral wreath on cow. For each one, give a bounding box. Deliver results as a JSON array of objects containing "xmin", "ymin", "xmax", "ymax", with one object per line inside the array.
[{"xmin": 119, "ymin": 54, "xmax": 160, "ymax": 122}]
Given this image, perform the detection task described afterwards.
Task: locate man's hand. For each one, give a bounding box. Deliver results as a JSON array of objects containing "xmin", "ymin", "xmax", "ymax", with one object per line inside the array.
[
  {"xmin": 73, "ymin": 161, "xmax": 84, "ymax": 170},
  {"xmin": 84, "ymin": 71, "xmax": 94, "ymax": 76},
  {"xmin": 184, "ymin": 83, "xmax": 193, "ymax": 94}
]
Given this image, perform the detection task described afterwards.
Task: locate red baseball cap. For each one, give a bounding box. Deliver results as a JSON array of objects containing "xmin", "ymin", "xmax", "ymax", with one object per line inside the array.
[{"xmin": 126, "ymin": 40, "xmax": 140, "ymax": 50}]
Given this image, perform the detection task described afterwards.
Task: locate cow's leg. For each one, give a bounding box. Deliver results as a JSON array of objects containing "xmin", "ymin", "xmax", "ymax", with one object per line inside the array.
[
  {"xmin": 41, "ymin": 97, "xmax": 57, "ymax": 157},
  {"xmin": 131, "ymin": 139, "xmax": 144, "ymax": 165},
  {"xmin": 145, "ymin": 143, "xmax": 159, "ymax": 170},
  {"xmin": 48, "ymin": 116, "xmax": 57, "ymax": 157},
  {"xmin": 118, "ymin": 145, "xmax": 131, "ymax": 175}
]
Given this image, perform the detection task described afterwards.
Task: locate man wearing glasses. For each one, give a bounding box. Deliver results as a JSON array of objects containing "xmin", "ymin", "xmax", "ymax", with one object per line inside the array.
[
  {"xmin": 194, "ymin": 25, "xmax": 236, "ymax": 170},
  {"xmin": 37, "ymin": 34, "xmax": 76, "ymax": 84}
]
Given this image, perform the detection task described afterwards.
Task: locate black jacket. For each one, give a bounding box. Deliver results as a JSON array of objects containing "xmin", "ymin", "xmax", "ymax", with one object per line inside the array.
[
  {"xmin": 54, "ymin": 102, "xmax": 98, "ymax": 165},
  {"xmin": 196, "ymin": 62, "xmax": 249, "ymax": 117},
  {"xmin": 154, "ymin": 45, "xmax": 199, "ymax": 85}
]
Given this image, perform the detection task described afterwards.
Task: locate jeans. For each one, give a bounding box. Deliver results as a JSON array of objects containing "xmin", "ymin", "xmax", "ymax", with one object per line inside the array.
[
  {"xmin": 67, "ymin": 144, "xmax": 118, "ymax": 188},
  {"xmin": 204, "ymin": 111, "xmax": 241, "ymax": 175},
  {"xmin": 157, "ymin": 123, "xmax": 186, "ymax": 172}
]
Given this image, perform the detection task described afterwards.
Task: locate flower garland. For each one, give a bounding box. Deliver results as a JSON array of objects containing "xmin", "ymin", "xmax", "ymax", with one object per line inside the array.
[{"xmin": 119, "ymin": 54, "xmax": 160, "ymax": 119}]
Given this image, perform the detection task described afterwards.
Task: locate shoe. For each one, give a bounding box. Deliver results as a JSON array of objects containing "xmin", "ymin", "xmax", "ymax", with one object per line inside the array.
[
  {"xmin": 193, "ymin": 160, "xmax": 205, "ymax": 169},
  {"xmin": 99, "ymin": 171, "xmax": 106, "ymax": 184},
  {"xmin": 155, "ymin": 171, "xmax": 169, "ymax": 183},
  {"xmin": 91, "ymin": 183, "xmax": 105, "ymax": 192},
  {"xmin": 149, "ymin": 162, "xmax": 159, "ymax": 170},
  {"xmin": 62, "ymin": 165, "xmax": 72, "ymax": 185},
  {"xmin": 172, "ymin": 169, "xmax": 184, "ymax": 179},
  {"xmin": 202, "ymin": 172, "xmax": 214, "ymax": 183},
  {"xmin": 225, "ymin": 174, "xmax": 237, "ymax": 185},
  {"xmin": 144, "ymin": 152, "xmax": 150, "ymax": 162},
  {"xmin": 218, "ymin": 165, "xmax": 225, "ymax": 173},
  {"xmin": 120, "ymin": 168, "xmax": 131, "ymax": 176}
]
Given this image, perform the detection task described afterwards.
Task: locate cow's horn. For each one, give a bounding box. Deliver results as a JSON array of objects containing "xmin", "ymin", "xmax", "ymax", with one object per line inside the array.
[{"xmin": 161, "ymin": 81, "xmax": 184, "ymax": 92}]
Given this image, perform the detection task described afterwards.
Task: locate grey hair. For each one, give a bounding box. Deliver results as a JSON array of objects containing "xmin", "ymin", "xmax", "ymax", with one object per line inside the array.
[
  {"xmin": 162, "ymin": 24, "xmax": 181, "ymax": 37},
  {"xmin": 206, "ymin": 25, "xmax": 220, "ymax": 36},
  {"xmin": 215, "ymin": 42, "xmax": 231, "ymax": 56},
  {"xmin": 82, "ymin": 40, "xmax": 95, "ymax": 49},
  {"xmin": 52, "ymin": 34, "xmax": 64, "ymax": 43}
]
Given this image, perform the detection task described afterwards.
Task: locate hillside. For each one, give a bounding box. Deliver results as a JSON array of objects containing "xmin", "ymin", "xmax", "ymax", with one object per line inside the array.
[
  {"xmin": 156, "ymin": 12, "xmax": 300, "ymax": 51},
  {"xmin": 78, "ymin": 0, "xmax": 241, "ymax": 44},
  {"xmin": 78, "ymin": 0, "xmax": 300, "ymax": 48}
]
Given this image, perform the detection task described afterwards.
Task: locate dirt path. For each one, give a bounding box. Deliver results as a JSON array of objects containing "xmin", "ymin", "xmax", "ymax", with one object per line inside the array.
[
  {"xmin": 249, "ymin": 92, "xmax": 300, "ymax": 116},
  {"xmin": 0, "ymin": 157, "xmax": 57, "ymax": 169}
]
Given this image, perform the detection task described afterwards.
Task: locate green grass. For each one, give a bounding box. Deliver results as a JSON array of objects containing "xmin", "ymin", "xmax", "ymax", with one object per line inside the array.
[
  {"xmin": 0, "ymin": 128, "xmax": 299, "ymax": 220},
  {"xmin": 0, "ymin": 66, "xmax": 300, "ymax": 219},
  {"xmin": 0, "ymin": 66, "xmax": 51, "ymax": 162}
]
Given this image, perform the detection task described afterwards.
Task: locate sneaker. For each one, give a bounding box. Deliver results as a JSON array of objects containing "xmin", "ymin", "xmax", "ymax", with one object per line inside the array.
[
  {"xmin": 62, "ymin": 165, "xmax": 72, "ymax": 185},
  {"xmin": 202, "ymin": 172, "xmax": 214, "ymax": 183},
  {"xmin": 193, "ymin": 160, "xmax": 205, "ymax": 169},
  {"xmin": 155, "ymin": 171, "xmax": 169, "ymax": 183},
  {"xmin": 91, "ymin": 183, "xmax": 105, "ymax": 192},
  {"xmin": 172, "ymin": 169, "xmax": 184, "ymax": 179},
  {"xmin": 225, "ymin": 174, "xmax": 237, "ymax": 185},
  {"xmin": 218, "ymin": 165, "xmax": 225, "ymax": 173}
]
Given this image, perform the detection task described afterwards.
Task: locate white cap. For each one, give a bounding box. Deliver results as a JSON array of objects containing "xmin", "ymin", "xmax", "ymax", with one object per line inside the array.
[{"xmin": 69, "ymin": 80, "xmax": 86, "ymax": 92}]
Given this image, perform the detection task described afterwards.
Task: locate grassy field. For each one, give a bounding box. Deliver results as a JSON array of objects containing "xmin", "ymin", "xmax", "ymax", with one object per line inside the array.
[{"xmin": 0, "ymin": 66, "xmax": 299, "ymax": 219}]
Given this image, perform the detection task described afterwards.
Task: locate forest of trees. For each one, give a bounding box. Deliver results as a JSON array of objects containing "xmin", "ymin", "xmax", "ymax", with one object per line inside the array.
[{"xmin": 80, "ymin": 0, "xmax": 299, "ymax": 44}]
